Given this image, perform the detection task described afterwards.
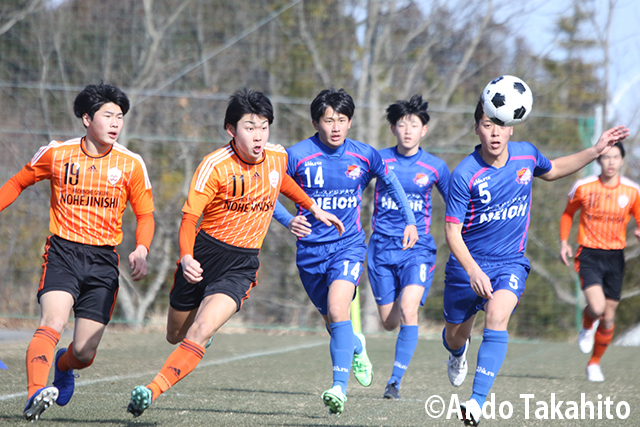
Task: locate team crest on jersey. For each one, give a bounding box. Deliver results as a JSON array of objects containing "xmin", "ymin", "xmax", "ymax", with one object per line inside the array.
[
  {"xmin": 413, "ymin": 173, "xmax": 430, "ymax": 187},
  {"xmin": 345, "ymin": 165, "xmax": 363, "ymax": 180},
  {"xmin": 107, "ymin": 167, "xmax": 123, "ymax": 185},
  {"xmin": 269, "ymin": 170, "xmax": 279, "ymax": 189},
  {"xmin": 515, "ymin": 167, "xmax": 532, "ymax": 185},
  {"xmin": 618, "ymin": 194, "xmax": 629, "ymax": 208}
]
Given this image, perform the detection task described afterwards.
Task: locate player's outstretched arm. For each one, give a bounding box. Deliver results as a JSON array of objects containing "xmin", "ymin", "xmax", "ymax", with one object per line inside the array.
[
  {"xmin": 445, "ymin": 221, "xmax": 493, "ymax": 299},
  {"xmin": 540, "ymin": 125, "xmax": 630, "ymax": 181},
  {"xmin": 308, "ymin": 203, "xmax": 345, "ymax": 236}
]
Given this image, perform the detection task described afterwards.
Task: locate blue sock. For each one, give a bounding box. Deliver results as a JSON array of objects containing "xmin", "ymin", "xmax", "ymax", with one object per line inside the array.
[
  {"xmin": 470, "ymin": 329, "xmax": 509, "ymax": 406},
  {"xmin": 442, "ymin": 327, "xmax": 466, "ymax": 357},
  {"xmin": 353, "ymin": 332, "xmax": 363, "ymax": 355},
  {"xmin": 389, "ymin": 325, "xmax": 418, "ymax": 385},
  {"xmin": 329, "ymin": 320, "xmax": 355, "ymax": 395}
]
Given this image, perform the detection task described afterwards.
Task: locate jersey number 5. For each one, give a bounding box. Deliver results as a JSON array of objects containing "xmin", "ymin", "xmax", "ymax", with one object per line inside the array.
[{"xmin": 478, "ymin": 181, "xmax": 492, "ymax": 204}]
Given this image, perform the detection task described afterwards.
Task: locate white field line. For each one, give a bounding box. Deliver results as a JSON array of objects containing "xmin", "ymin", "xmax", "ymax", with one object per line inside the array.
[{"xmin": 0, "ymin": 340, "xmax": 325, "ymax": 402}]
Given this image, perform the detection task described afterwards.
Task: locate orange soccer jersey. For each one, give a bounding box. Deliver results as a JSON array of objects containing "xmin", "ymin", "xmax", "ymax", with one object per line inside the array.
[
  {"xmin": 560, "ymin": 175, "xmax": 640, "ymax": 250},
  {"xmin": 2, "ymin": 137, "xmax": 154, "ymax": 246},
  {"xmin": 181, "ymin": 140, "xmax": 312, "ymax": 253}
]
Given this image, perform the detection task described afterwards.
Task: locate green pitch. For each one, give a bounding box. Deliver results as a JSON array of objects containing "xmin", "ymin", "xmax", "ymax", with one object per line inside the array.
[{"xmin": 0, "ymin": 331, "xmax": 638, "ymax": 426}]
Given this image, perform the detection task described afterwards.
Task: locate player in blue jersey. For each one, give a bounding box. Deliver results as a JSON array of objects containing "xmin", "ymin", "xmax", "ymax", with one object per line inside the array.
[
  {"xmin": 443, "ymin": 98, "xmax": 629, "ymax": 426},
  {"xmin": 367, "ymin": 95, "xmax": 449, "ymax": 400},
  {"xmin": 272, "ymin": 88, "xmax": 418, "ymax": 415}
]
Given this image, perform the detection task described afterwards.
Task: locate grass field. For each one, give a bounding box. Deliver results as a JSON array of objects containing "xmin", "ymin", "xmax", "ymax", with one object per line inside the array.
[{"xmin": 0, "ymin": 329, "xmax": 638, "ymax": 426}]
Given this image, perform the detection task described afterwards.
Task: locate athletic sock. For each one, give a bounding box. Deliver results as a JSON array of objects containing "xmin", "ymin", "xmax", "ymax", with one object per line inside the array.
[
  {"xmin": 442, "ymin": 327, "xmax": 466, "ymax": 357},
  {"xmin": 329, "ymin": 320, "xmax": 354, "ymax": 395},
  {"xmin": 26, "ymin": 326, "xmax": 60, "ymax": 397},
  {"xmin": 470, "ymin": 328, "xmax": 509, "ymax": 407},
  {"xmin": 57, "ymin": 342, "xmax": 95, "ymax": 371},
  {"xmin": 589, "ymin": 324, "xmax": 614, "ymax": 365},
  {"xmin": 389, "ymin": 325, "xmax": 418, "ymax": 385},
  {"xmin": 582, "ymin": 307, "xmax": 595, "ymax": 329},
  {"xmin": 146, "ymin": 339, "xmax": 205, "ymax": 401}
]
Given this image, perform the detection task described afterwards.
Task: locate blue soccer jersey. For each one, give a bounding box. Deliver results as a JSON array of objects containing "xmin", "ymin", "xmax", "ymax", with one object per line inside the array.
[
  {"xmin": 373, "ymin": 147, "xmax": 450, "ymax": 248},
  {"xmin": 281, "ymin": 133, "xmax": 415, "ymax": 244},
  {"xmin": 445, "ymin": 141, "xmax": 552, "ymax": 259}
]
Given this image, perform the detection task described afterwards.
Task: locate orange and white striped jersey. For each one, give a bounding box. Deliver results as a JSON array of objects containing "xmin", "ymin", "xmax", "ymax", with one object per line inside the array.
[
  {"xmin": 13, "ymin": 137, "xmax": 154, "ymax": 246},
  {"xmin": 183, "ymin": 141, "xmax": 309, "ymax": 249},
  {"xmin": 560, "ymin": 175, "xmax": 640, "ymax": 250}
]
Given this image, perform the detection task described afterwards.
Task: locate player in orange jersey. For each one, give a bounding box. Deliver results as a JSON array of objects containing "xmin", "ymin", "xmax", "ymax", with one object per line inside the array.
[
  {"xmin": 127, "ymin": 89, "xmax": 344, "ymax": 418},
  {"xmin": 559, "ymin": 142, "xmax": 640, "ymax": 382},
  {"xmin": 0, "ymin": 83, "xmax": 155, "ymax": 420}
]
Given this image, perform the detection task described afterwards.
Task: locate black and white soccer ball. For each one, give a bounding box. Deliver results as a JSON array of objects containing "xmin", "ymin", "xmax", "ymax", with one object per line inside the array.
[{"xmin": 482, "ymin": 75, "xmax": 533, "ymax": 126}]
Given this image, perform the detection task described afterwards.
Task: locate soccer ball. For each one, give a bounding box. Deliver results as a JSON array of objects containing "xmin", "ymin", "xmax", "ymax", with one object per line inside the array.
[{"xmin": 482, "ymin": 75, "xmax": 533, "ymax": 126}]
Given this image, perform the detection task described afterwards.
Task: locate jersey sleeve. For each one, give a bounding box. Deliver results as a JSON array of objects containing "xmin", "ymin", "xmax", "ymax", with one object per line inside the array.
[
  {"xmin": 0, "ymin": 145, "xmax": 55, "ymax": 212},
  {"xmin": 630, "ymin": 186, "xmax": 640, "ymax": 227},
  {"xmin": 435, "ymin": 161, "xmax": 451, "ymax": 202},
  {"xmin": 127, "ymin": 160, "xmax": 155, "ymax": 216},
  {"xmin": 559, "ymin": 184, "xmax": 582, "ymax": 241},
  {"xmin": 182, "ymin": 159, "xmax": 220, "ymax": 218},
  {"xmin": 445, "ymin": 169, "xmax": 470, "ymax": 224},
  {"xmin": 135, "ymin": 212, "xmax": 155, "ymax": 251},
  {"xmin": 280, "ymin": 173, "xmax": 313, "ymax": 210},
  {"xmin": 178, "ymin": 212, "xmax": 200, "ymax": 258},
  {"xmin": 531, "ymin": 142, "xmax": 552, "ymax": 176}
]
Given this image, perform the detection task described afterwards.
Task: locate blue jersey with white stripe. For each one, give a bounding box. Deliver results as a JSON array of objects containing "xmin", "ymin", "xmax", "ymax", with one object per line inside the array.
[
  {"xmin": 286, "ymin": 134, "xmax": 394, "ymax": 243},
  {"xmin": 373, "ymin": 147, "xmax": 450, "ymax": 249},
  {"xmin": 445, "ymin": 141, "xmax": 552, "ymax": 259}
]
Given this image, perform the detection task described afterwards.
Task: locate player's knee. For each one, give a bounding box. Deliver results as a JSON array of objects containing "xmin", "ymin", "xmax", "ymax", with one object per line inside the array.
[
  {"xmin": 186, "ymin": 321, "xmax": 215, "ymax": 344},
  {"xmin": 72, "ymin": 345, "xmax": 96, "ymax": 366},
  {"xmin": 381, "ymin": 319, "xmax": 397, "ymax": 331},
  {"xmin": 40, "ymin": 316, "xmax": 68, "ymax": 334},
  {"xmin": 589, "ymin": 305, "xmax": 605, "ymax": 319},
  {"xmin": 327, "ymin": 305, "xmax": 350, "ymax": 323},
  {"xmin": 166, "ymin": 331, "xmax": 183, "ymax": 345},
  {"xmin": 399, "ymin": 306, "xmax": 419, "ymax": 325}
]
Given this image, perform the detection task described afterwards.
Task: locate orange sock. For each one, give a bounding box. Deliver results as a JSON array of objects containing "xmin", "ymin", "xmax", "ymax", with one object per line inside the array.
[
  {"xmin": 582, "ymin": 307, "xmax": 594, "ymax": 329},
  {"xmin": 589, "ymin": 324, "xmax": 614, "ymax": 365},
  {"xmin": 26, "ymin": 326, "xmax": 60, "ymax": 397},
  {"xmin": 147, "ymin": 339, "xmax": 204, "ymax": 401},
  {"xmin": 57, "ymin": 342, "xmax": 95, "ymax": 371}
]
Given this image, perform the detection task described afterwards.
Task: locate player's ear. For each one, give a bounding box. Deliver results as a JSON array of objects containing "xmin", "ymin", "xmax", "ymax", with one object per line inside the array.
[
  {"xmin": 226, "ymin": 123, "xmax": 236, "ymax": 138},
  {"xmin": 509, "ymin": 127, "xmax": 513, "ymax": 136},
  {"xmin": 312, "ymin": 120, "xmax": 319, "ymax": 131},
  {"xmin": 421, "ymin": 125, "xmax": 428, "ymax": 137},
  {"xmin": 82, "ymin": 113, "xmax": 92, "ymax": 128}
]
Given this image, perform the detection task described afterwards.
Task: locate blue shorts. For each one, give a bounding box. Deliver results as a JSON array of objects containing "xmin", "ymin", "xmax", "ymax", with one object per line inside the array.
[
  {"xmin": 443, "ymin": 255, "xmax": 530, "ymax": 324},
  {"xmin": 296, "ymin": 234, "xmax": 366, "ymax": 315},
  {"xmin": 367, "ymin": 233, "xmax": 435, "ymax": 306}
]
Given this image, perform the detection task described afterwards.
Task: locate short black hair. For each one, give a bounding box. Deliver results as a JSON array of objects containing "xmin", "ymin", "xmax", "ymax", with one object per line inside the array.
[
  {"xmin": 224, "ymin": 88, "xmax": 274, "ymax": 129},
  {"xmin": 599, "ymin": 141, "xmax": 626, "ymax": 160},
  {"xmin": 474, "ymin": 97, "xmax": 484, "ymax": 124},
  {"xmin": 310, "ymin": 88, "xmax": 355, "ymax": 123},
  {"xmin": 73, "ymin": 82, "xmax": 130, "ymax": 120},
  {"xmin": 386, "ymin": 94, "xmax": 430, "ymax": 126}
]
